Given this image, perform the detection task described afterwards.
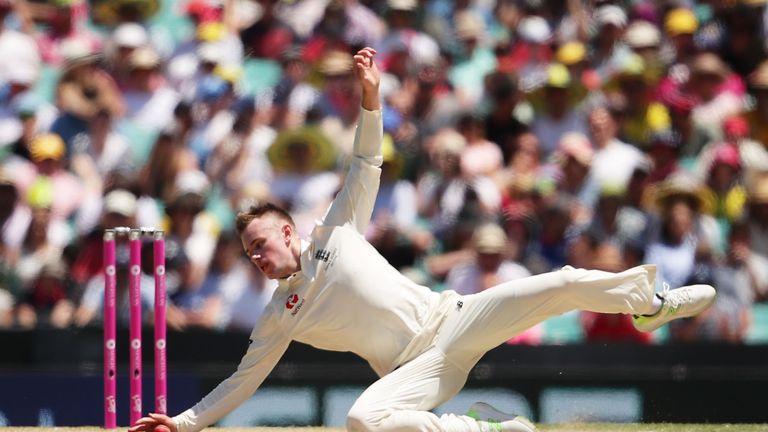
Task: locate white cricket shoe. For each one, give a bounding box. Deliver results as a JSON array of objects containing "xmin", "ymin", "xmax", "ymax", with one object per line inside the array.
[
  {"xmin": 467, "ymin": 402, "xmax": 537, "ymax": 432},
  {"xmin": 633, "ymin": 283, "xmax": 716, "ymax": 332}
]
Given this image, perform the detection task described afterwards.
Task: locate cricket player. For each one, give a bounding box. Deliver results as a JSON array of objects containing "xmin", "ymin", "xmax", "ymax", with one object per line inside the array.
[{"xmin": 130, "ymin": 47, "xmax": 715, "ymax": 432}]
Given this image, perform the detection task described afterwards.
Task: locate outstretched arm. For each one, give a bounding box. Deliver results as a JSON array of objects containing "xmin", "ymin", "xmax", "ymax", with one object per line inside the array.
[
  {"xmin": 322, "ymin": 47, "xmax": 384, "ymax": 233},
  {"xmin": 128, "ymin": 312, "xmax": 290, "ymax": 432}
]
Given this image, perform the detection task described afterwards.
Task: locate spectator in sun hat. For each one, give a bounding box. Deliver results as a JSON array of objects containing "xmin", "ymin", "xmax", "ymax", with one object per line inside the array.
[
  {"xmin": 590, "ymin": 4, "xmax": 633, "ymax": 83},
  {"xmin": 67, "ymin": 188, "xmax": 138, "ymax": 290},
  {"xmin": 501, "ymin": 15, "xmax": 552, "ymax": 91},
  {"xmin": 445, "ymin": 222, "xmax": 539, "ymax": 345},
  {"xmin": 6, "ymin": 133, "xmax": 89, "ymax": 226},
  {"xmin": 106, "ymin": 22, "xmax": 150, "ymax": 90},
  {"xmin": 687, "ymin": 53, "xmax": 744, "ymax": 142},
  {"xmin": 266, "ymin": 126, "xmax": 340, "ymax": 227},
  {"xmin": 609, "ymin": 54, "xmax": 670, "ymax": 148},
  {"xmin": 552, "ymin": 132, "xmax": 598, "ymax": 223},
  {"xmin": 165, "ymin": 169, "xmax": 218, "ymax": 290},
  {"xmin": 12, "ymin": 176, "xmax": 69, "ymax": 296},
  {"xmin": 7, "ymin": 91, "xmax": 59, "ymax": 160},
  {"xmin": 553, "ymin": 40, "xmax": 597, "ymax": 104},
  {"xmin": 624, "ymin": 20, "xmax": 662, "ymax": 79},
  {"xmin": 664, "ymin": 7, "xmax": 699, "ymax": 65},
  {"xmin": 121, "ymin": 46, "xmax": 180, "ymax": 133},
  {"xmin": 645, "ymin": 171, "xmax": 722, "ymax": 289},
  {"xmin": 531, "ymin": 63, "xmax": 589, "ymax": 156},
  {"xmin": 700, "ymin": 143, "xmax": 747, "ymax": 226},
  {"xmin": 448, "ymin": 10, "xmax": 497, "ymax": 108},
  {"xmin": 51, "ymin": 41, "xmax": 124, "ymax": 148}
]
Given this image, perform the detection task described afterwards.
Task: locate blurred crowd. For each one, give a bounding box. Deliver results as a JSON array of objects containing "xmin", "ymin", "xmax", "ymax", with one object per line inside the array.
[{"xmin": 1, "ymin": 0, "xmax": 768, "ymax": 345}]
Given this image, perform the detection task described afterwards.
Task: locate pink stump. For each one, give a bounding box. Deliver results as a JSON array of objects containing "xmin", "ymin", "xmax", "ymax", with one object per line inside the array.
[
  {"xmin": 128, "ymin": 229, "xmax": 143, "ymax": 425},
  {"xmin": 103, "ymin": 230, "xmax": 117, "ymax": 429},
  {"xmin": 153, "ymin": 231, "xmax": 167, "ymax": 414}
]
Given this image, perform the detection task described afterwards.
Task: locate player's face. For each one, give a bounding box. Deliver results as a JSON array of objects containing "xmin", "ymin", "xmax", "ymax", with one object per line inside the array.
[{"xmin": 241, "ymin": 215, "xmax": 298, "ymax": 279}]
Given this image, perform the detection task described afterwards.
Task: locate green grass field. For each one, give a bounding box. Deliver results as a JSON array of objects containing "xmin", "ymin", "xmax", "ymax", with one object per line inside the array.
[{"xmin": 1, "ymin": 426, "xmax": 767, "ymax": 432}]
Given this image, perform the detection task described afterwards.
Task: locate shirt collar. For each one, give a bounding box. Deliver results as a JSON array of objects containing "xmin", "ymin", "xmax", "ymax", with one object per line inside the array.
[{"xmin": 277, "ymin": 239, "xmax": 311, "ymax": 288}]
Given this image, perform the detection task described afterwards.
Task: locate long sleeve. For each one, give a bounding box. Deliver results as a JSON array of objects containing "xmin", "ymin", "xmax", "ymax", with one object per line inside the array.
[
  {"xmin": 321, "ymin": 108, "xmax": 383, "ymax": 234},
  {"xmin": 172, "ymin": 310, "xmax": 291, "ymax": 432}
]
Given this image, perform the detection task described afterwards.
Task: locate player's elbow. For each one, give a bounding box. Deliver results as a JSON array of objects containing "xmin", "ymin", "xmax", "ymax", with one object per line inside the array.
[{"xmin": 346, "ymin": 407, "xmax": 381, "ymax": 432}]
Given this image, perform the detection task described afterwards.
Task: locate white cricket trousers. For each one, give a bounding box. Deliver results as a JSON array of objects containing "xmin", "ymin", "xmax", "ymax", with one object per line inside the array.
[{"xmin": 346, "ymin": 264, "xmax": 658, "ymax": 432}]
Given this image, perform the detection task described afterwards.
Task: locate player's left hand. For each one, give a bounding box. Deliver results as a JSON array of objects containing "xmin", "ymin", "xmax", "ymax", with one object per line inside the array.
[{"xmin": 354, "ymin": 47, "xmax": 380, "ymax": 93}]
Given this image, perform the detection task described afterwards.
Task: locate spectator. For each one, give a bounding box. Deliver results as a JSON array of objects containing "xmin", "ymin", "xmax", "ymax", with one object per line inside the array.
[
  {"xmin": 367, "ymin": 135, "xmax": 423, "ymax": 270},
  {"xmin": 446, "ymin": 222, "xmax": 530, "ymax": 295},
  {"xmin": 164, "ymin": 169, "xmax": 217, "ymax": 291},
  {"xmin": 73, "ymin": 242, "xmax": 154, "ymax": 328},
  {"xmin": 646, "ymin": 129, "xmax": 682, "ymax": 185},
  {"xmin": 646, "ymin": 172, "xmax": 721, "ymax": 289},
  {"xmin": 448, "ymin": 10, "xmax": 497, "ymax": 108},
  {"xmin": 457, "ymin": 112, "xmax": 503, "ymax": 177},
  {"xmin": 663, "ymin": 8, "xmax": 699, "ymax": 66},
  {"xmin": 51, "ymin": 46, "xmax": 124, "ymax": 147},
  {"xmin": 68, "ymin": 188, "xmax": 138, "ymax": 292},
  {"xmin": 670, "ymin": 223, "xmax": 767, "ymax": 343},
  {"xmin": 624, "ymin": 20, "xmax": 663, "ymax": 83},
  {"xmin": 588, "ymin": 104, "xmax": 645, "ymax": 189},
  {"xmin": 13, "ymin": 178, "xmax": 66, "ymax": 287},
  {"xmin": 0, "ymin": 0, "xmax": 40, "ymax": 93},
  {"xmin": 175, "ymin": 231, "xmax": 276, "ymax": 332},
  {"xmin": 205, "ymin": 98, "xmax": 274, "ymax": 199},
  {"xmin": 122, "ymin": 46, "xmax": 180, "ymax": 133},
  {"xmin": 746, "ymin": 174, "xmax": 768, "ymax": 259},
  {"xmin": 417, "ymin": 128, "xmax": 500, "ymax": 250},
  {"xmin": 482, "ymin": 71, "xmax": 526, "ymax": 163},
  {"xmin": 445, "ymin": 222, "xmax": 539, "ymax": 344},
  {"xmin": 266, "ymin": 126, "xmax": 339, "ymax": 231},
  {"xmin": 6, "ymin": 133, "xmax": 89, "ymax": 229},
  {"xmin": 553, "ymin": 132, "xmax": 598, "ymax": 223},
  {"xmin": 531, "ymin": 63, "xmax": 589, "ymax": 155},
  {"xmin": 612, "ymin": 53, "xmax": 671, "ymax": 148},
  {"xmin": 701, "ymin": 144, "xmax": 747, "ymax": 228},
  {"xmin": 590, "ymin": 4, "xmax": 632, "ymax": 83}
]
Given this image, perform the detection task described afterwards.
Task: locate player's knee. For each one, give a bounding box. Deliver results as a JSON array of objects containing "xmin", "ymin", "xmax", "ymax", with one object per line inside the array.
[{"xmin": 346, "ymin": 407, "xmax": 379, "ymax": 432}]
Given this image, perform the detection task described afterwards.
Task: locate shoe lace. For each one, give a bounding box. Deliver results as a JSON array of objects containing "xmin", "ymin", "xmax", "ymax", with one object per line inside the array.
[{"xmin": 661, "ymin": 282, "xmax": 690, "ymax": 311}]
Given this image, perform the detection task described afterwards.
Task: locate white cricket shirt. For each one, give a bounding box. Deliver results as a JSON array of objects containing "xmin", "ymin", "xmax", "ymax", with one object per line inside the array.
[{"xmin": 174, "ymin": 109, "xmax": 458, "ymax": 432}]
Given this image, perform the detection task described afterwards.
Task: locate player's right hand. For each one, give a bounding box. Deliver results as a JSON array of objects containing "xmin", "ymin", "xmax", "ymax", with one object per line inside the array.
[{"xmin": 128, "ymin": 412, "xmax": 178, "ymax": 432}]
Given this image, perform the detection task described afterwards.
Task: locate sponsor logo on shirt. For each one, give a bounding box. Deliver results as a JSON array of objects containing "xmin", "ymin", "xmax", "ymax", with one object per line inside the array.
[
  {"xmin": 286, "ymin": 294, "xmax": 299, "ymax": 309},
  {"xmin": 315, "ymin": 249, "xmax": 331, "ymax": 262},
  {"xmin": 286, "ymin": 294, "xmax": 305, "ymax": 316},
  {"xmin": 315, "ymin": 247, "xmax": 338, "ymax": 270}
]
